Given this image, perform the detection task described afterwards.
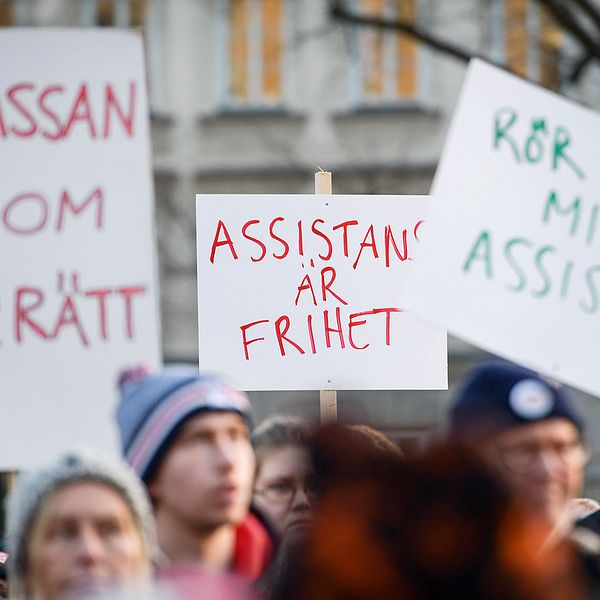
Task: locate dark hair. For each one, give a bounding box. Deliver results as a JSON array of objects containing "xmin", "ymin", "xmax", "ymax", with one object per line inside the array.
[{"xmin": 272, "ymin": 427, "xmax": 584, "ymax": 600}]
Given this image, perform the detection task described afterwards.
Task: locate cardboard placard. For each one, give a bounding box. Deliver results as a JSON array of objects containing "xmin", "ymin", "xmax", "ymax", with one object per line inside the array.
[
  {"xmin": 0, "ymin": 30, "xmax": 161, "ymax": 468},
  {"xmin": 404, "ymin": 59, "xmax": 600, "ymax": 397},
  {"xmin": 196, "ymin": 194, "xmax": 447, "ymax": 391}
]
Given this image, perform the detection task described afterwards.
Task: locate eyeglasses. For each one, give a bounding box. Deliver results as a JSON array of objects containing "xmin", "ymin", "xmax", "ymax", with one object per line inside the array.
[
  {"xmin": 254, "ymin": 478, "xmax": 319, "ymax": 505},
  {"xmin": 497, "ymin": 439, "xmax": 590, "ymax": 475}
]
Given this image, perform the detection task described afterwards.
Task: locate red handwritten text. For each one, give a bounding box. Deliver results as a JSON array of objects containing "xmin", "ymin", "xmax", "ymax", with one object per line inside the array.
[
  {"xmin": 14, "ymin": 271, "xmax": 147, "ymax": 347},
  {"xmin": 240, "ymin": 306, "xmax": 402, "ymax": 360},
  {"xmin": 0, "ymin": 81, "xmax": 137, "ymax": 141},
  {"xmin": 2, "ymin": 186, "xmax": 104, "ymax": 236},
  {"xmin": 209, "ymin": 217, "xmax": 424, "ymax": 270}
]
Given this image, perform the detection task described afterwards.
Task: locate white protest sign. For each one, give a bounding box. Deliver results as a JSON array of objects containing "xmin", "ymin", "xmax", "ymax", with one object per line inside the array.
[
  {"xmin": 0, "ymin": 30, "xmax": 161, "ymax": 469},
  {"xmin": 403, "ymin": 59, "xmax": 600, "ymax": 397},
  {"xmin": 196, "ymin": 194, "xmax": 447, "ymax": 391}
]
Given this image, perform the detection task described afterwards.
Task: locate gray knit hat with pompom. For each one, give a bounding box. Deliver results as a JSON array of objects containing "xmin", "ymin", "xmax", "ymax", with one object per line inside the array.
[{"xmin": 5, "ymin": 447, "xmax": 158, "ymax": 596}]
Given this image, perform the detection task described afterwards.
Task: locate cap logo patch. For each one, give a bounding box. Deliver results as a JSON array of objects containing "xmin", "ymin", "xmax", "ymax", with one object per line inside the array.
[{"xmin": 508, "ymin": 379, "xmax": 554, "ymax": 419}]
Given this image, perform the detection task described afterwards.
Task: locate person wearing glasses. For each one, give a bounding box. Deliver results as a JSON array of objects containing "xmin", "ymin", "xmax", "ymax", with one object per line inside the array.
[
  {"xmin": 252, "ymin": 416, "xmax": 315, "ymax": 545},
  {"xmin": 448, "ymin": 360, "xmax": 590, "ymax": 540}
]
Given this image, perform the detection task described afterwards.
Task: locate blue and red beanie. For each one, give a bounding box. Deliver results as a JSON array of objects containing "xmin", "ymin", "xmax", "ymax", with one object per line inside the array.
[
  {"xmin": 116, "ymin": 364, "xmax": 253, "ymax": 483},
  {"xmin": 449, "ymin": 361, "xmax": 584, "ymax": 442}
]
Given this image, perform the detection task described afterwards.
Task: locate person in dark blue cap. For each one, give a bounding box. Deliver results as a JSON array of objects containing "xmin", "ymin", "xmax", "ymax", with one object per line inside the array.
[{"xmin": 449, "ymin": 360, "xmax": 589, "ymax": 538}]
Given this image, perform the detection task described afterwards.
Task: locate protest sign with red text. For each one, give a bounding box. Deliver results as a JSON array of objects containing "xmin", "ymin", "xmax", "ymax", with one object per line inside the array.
[
  {"xmin": 403, "ymin": 59, "xmax": 600, "ymax": 397},
  {"xmin": 196, "ymin": 194, "xmax": 447, "ymax": 391},
  {"xmin": 0, "ymin": 30, "xmax": 160, "ymax": 468}
]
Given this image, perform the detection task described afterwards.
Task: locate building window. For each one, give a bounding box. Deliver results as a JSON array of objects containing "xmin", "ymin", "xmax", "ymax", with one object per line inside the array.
[
  {"xmin": 81, "ymin": 0, "xmax": 147, "ymax": 29},
  {"xmin": 350, "ymin": 0, "xmax": 420, "ymax": 106},
  {"xmin": 496, "ymin": 0, "xmax": 563, "ymax": 90},
  {"xmin": 219, "ymin": 0, "xmax": 286, "ymax": 107},
  {"xmin": 80, "ymin": 0, "xmax": 165, "ymax": 112},
  {"xmin": 94, "ymin": 0, "xmax": 147, "ymax": 27},
  {"xmin": 0, "ymin": 0, "xmax": 15, "ymax": 26}
]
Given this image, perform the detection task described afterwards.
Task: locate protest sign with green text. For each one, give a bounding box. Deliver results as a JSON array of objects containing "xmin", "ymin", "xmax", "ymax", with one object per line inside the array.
[{"xmin": 404, "ymin": 59, "xmax": 600, "ymax": 397}]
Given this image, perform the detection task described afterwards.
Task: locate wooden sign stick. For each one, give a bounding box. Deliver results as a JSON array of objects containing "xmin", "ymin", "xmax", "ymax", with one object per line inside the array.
[{"xmin": 315, "ymin": 168, "xmax": 337, "ymax": 424}]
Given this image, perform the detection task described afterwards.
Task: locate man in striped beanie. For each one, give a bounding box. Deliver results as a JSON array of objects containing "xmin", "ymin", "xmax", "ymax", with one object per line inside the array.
[{"xmin": 115, "ymin": 364, "xmax": 275, "ymax": 584}]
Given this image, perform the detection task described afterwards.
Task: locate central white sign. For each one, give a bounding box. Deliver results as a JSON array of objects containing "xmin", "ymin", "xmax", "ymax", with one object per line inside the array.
[{"xmin": 196, "ymin": 194, "xmax": 447, "ymax": 391}]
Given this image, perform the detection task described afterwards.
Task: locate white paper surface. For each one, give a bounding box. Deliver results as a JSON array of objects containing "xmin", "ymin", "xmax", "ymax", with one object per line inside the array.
[
  {"xmin": 197, "ymin": 194, "xmax": 447, "ymax": 391},
  {"xmin": 0, "ymin": 30, "xmax": 161, "ymax": 468},
  {"xmin": 403, "ymin": 59, "xmax": 600, "ymax": 397}
]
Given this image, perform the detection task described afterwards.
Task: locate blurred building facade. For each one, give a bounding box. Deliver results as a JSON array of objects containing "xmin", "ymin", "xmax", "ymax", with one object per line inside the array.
[{"xmin": 2, "ymin": 0, "xmax": 600, "ymax": 492}]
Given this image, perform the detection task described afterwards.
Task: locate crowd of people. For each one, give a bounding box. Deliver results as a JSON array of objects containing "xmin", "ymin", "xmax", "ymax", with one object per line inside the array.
[{"xmin": 2, "ymin": 360, "xmax": 600, "ymax": 599}]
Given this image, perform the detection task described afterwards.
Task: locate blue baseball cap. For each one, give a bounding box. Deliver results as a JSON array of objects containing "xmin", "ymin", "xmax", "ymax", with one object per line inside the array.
[{"xmin": 449, "ymin": 361, "xmax": 584, "ymax": 441}]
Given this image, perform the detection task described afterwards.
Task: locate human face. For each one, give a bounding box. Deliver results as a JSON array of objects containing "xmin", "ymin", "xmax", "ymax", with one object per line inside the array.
[
  {"xmin": 149, "ymin": 412, "xmax": 255, "ymax": 531},
  {"xmin": 253, "ymin": 445, "xmax": 314, "ymax": 541},
  {"xmin": 26, "ymin": 481, "xmax": 148, "ymax": 600},
  {"xmin": 480, "ymin": 419, "xmax": 588, "ymax": 527}
]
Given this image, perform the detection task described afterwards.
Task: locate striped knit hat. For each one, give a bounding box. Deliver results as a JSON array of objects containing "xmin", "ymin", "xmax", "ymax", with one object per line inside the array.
[{"xmin": 116, "ymin": 364, "xmax": 253, "ymax": 483}]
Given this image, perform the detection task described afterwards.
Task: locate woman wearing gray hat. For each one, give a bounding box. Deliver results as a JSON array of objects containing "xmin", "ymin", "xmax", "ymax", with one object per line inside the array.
[{"xmin": 5, "ymin": 448, "xmax": 157, "ymax": 600}]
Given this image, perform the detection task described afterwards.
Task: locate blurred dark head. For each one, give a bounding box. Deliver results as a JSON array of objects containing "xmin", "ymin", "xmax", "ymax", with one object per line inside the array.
[
  {"xmin": 346, "ymin": 425, "xmax": 403, "ymax": 459},
  {"xmin": 272, "ymin": 426, "xmax": 583, "ymax": 600}
]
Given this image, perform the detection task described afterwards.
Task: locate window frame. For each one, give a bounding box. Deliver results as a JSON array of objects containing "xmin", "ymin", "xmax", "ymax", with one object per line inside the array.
[
  {"xmin": 79, "ymin": 0, "xmax": 166, "ymax": 113},
  {"xmin": 347, "ymin": 0, "xmax": 428, "ymax": 109},
  {"xmin": 491, "ymin": 0, "xmax": 563, "ymax": 90},
  {"xmin": 0, "ymin": 0, "xmax": 33, "ymax": 26},
  {"xmin": 214, "ymin": 0, "xmax": 291, "ymax": 111}
]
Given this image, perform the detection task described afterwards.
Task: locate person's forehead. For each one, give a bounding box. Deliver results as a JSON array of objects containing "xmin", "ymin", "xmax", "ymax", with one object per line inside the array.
[
  {"xmin": 180, "ymin": 410, "xmax": 248, "ymax": 433},
  {"xmin": 259, "ymin": 445, "xmax": 310, "ymax": 476},
  {"xmin": 39, "ymin": 481, "xmax": 132, "ymax": 522},
  {"xmin": 487, "ymin": 417, "xmax": 580, "ymax": 446}
]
